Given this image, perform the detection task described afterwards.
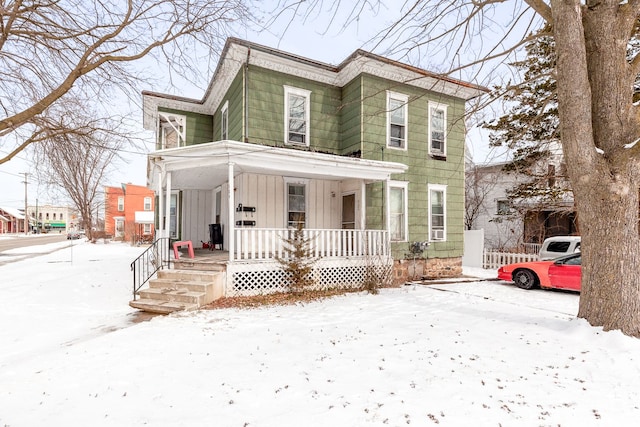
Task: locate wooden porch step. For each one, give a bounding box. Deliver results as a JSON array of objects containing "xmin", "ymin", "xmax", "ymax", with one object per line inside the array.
[
  {"xmin": 129, "ymin": 298, "xmax": 198, "ymax": 314},
  {"xmin": 138, "ymin": 287, "xmax": 207, "ymax": 305}
]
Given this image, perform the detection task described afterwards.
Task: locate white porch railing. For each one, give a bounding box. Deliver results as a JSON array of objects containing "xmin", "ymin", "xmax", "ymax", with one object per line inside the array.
[{"xmin": 233, "ymin": 228, "xmax": 389, "ymax": 261}]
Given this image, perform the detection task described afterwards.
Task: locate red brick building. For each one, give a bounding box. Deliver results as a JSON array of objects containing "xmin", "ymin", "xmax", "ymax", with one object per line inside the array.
[{"xmin": 104, "ymin": 184, "xmax": 155, "ymax": 242}]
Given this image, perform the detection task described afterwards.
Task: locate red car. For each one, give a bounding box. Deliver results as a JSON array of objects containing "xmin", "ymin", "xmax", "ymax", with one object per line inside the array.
[{"xmin": 497, "ymin": 253, "xmax": 581, "ymax": 291}]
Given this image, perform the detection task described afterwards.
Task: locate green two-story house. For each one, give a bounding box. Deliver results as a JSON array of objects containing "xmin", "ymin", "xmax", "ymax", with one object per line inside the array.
[{"xmin": 142, "ymin": 37, "xmax": 486, "ymax": 296}]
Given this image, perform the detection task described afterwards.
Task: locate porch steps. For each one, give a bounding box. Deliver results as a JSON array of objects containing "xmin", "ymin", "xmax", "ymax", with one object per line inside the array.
[
  {"xmin": 129, "ymin": 269, "xmax": 224, "ymax": 314},
  {"xmin": 172, "ymin": 258, "xmax": 226, "ymax": 272}
]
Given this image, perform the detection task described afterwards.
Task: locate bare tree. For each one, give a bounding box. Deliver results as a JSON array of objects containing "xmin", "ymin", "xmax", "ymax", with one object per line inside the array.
[
  {"xmin": 32, "ymin": 101, "xmax": 128, "ymax": 241},
  {"xmin": 0, "ymin": 0, "xmax": 253, "ymax": 164},
  {"xmin": 274, "ymin": 1, "xmax": 640, "ymax": 336},
  {"xmin": 464, "ymin": 162, "xmax": 499, "ymax": 231}
]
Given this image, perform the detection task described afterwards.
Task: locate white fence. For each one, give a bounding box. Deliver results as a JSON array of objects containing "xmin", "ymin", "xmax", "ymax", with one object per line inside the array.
[
  {"xmin": 233, "ymin": 228, "xmax": 389, "ymax": 261},
  {"xmin": 483, "ymin": 249, "xmax": 539, "ymax": 269}
]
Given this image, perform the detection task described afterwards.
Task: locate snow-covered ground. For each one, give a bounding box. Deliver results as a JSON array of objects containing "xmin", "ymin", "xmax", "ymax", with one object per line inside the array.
[{"xmin": 1, "ymin": 240, "xmax": 639, "ymax": 426}]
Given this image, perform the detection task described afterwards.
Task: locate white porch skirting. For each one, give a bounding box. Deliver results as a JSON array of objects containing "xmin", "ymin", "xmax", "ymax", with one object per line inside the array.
[{"xmin": 225, "ymin": 256, "xmax": 393, "ymax": 297}]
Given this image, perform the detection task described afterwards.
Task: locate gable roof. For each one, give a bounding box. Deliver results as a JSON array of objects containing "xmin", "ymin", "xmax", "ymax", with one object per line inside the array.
[{"xmin": 143, "ymin": 38, "xmax": 488, "ymax": 129}]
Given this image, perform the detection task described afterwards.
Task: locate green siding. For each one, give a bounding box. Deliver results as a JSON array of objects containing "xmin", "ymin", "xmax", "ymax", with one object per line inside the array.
[
  {"xmin": 157, "ymin": 107, "xmax": 213, "ymax": 147},
  {"xmin": 357, "ymin": 74, "xmax": 467, "ymax": 260},
  {"xmin": 213, "ymin": 71, "xmax": 244, "ymax": 141},
  {"xmin": 340, "ymin": 77, "xmax": 362, "ymax": 155},
  {"xmin": 245, "ymin": 65, "xmax": 342, "ymax": 153}
]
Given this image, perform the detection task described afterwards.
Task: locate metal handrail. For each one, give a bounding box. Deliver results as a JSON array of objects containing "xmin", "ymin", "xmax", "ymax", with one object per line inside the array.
[{"xmin": 130, "ymin": 237, "xmax": 171, "ymax": 300}]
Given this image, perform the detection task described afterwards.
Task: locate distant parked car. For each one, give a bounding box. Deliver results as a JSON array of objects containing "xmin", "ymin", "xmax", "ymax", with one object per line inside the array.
[
  {"xmin": 67, "ymin": 231, "xmax": 82, "ymax": 240},
  {"xmin": 539, "ymin": 236, "xmax": 581, "ymax": 260},
  {"xmin": 498, "ymin": 253, "xmax": 581, "ymax": 291}
]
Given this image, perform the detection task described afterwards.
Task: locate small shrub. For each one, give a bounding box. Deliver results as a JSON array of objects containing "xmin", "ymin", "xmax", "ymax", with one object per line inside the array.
[{"xmin": 275, "ymin": 223, "xmax": 318, "ymax": 294}]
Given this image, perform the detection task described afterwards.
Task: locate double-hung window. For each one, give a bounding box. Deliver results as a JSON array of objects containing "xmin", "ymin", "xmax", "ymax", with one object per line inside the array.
[
  {"xmin": 221, "ymin": 101, "xmax": 229, "ymax": 140},
  {"xmin": 389, "ymin": 182, "xmax": 408, "ymax": 241},
  {"xmin": 117, "ymin": 196, "xmax": 124, "ymax": 212},
  {"xmin": 387, "ymin": 92, "xmax": 408, "ymax": 149},
  {"xmin": 428, "ymin": 184, "xmax": 447, "ymax": 241},
  {"xmin": 284, "ymin": 86, "xmax": 311, "ymax": 146},
  {"xmin": 429, "ymin": 101, "xmax": 447, "ymax": 156},
  {"xmin": 158, "ymin": 112, "xmax": 186, "ymax": 150},
  {"xmin": 144, "ymin": 197, "xmax": 152, "ymax": 211},
  {"xmin": 285, "ymin": 179, "xmax": 307, "ymax": 228}
]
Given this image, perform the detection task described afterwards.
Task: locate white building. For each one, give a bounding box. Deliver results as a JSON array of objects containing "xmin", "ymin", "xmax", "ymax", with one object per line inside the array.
[{"xmin": 28, "ymin": 204, "xmax": 79, "ymax": 233}]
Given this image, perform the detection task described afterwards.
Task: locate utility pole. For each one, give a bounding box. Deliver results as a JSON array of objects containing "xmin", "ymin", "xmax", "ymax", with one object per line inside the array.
[{"xmin": 21, "ymin": 172, "xmax": 29, "ymax": 235}]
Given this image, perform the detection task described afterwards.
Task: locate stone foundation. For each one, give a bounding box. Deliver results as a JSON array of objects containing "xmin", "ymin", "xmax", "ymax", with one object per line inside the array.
[{"xmin": 392, "ymin": 257, "xmax": 462, "ymax": 286}]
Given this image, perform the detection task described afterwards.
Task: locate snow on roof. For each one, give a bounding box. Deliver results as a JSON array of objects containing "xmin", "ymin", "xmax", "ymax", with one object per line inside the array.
[{"xmin": 0, "ymin": 206, "xmax": 24, "ymax": 219}]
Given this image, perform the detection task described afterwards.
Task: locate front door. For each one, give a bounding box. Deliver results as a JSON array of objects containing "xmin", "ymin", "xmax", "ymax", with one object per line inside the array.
[
  {"xmin": 342, "ymin": 193, "xmax": 356, "ymax": 230},
  {"xmin": 342, "ymin": 193, "xmax": 356, "ymax": 256}
]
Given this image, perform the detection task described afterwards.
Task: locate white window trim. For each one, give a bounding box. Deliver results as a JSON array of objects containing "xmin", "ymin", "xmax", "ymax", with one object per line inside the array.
[
  {"xmin": 221, "ymin": 100, "xmax": 229, "ymax": 140},
  {"xmin": 428, "ymin": 183, "xmax": 447, "ymax": 242},
  {"xmin": 143, "ymin": 223, "xmax": 152, "ymax": 234},
  {"xmin": 428, "ymin": 101, "xmax": 448, "ymax": 156},
  {"xmin": 388, "ymin": 181, "xmax": 409, "ymax": 242},
  {"xmin": 169, "ymin": 192, "xmax": 180, "ymax": 239},
  {"xmin": 283, "ymin": 177, "xmax": 309, "ymax": 228},
  {"xmin": 158, "ymin": 112, "xmax": 186, "ymax": 149},
  {"xmin": 144, "ymin": 197, "xmax": 152, "ymax": 211},
  {"xmin": 117, "ymin": 196, "xmax": 124, "ymax": 212},
  {"xmin": 386, "ymin": 91, "xmax": 409, "ymax": 151},
  {"xmin": 284, "ymin": 86, "xmax": 311, "ymax": 146}
]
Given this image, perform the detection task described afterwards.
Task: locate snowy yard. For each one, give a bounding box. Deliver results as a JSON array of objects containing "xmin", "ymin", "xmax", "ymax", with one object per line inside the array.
[{"xmin": 1, "ymin": 240, "xmax": 639, "ymax": 426}]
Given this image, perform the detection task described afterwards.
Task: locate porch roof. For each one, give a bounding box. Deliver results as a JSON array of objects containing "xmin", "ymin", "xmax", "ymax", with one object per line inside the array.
[{"xmin": 148, "ymin": 140, "xmax": 408, "ymax": 190}]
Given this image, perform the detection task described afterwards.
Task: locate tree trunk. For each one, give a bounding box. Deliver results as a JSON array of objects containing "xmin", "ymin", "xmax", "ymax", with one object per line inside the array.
[{"xmin": 552, "ymin": 0, "xmax": 640, "ymax": 335}]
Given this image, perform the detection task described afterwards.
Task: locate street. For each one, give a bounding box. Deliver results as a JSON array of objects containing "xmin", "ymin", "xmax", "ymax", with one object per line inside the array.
[{"xmin": 0, "ymin": 234, "xmax": 67, "ymax": 253}]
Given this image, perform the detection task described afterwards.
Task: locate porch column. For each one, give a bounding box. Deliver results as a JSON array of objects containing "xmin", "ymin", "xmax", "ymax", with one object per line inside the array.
[
  {"xmin": 157, "ymin": 170, "xmax": 164, "ymax": 238},
  {"xmin": 385, "ymin": 177, "xmax": 391, "ymax": 253},
  {"xmin": 228, "ymin": 162, "xmax": 235, "ymax": 262},
  {"xmin": 164, "ymin": 172, "xmax": 172, "ymax": 239},
  {"xmin": 359, "ymin": 180, "xmax": 366, "ymax": 230}
]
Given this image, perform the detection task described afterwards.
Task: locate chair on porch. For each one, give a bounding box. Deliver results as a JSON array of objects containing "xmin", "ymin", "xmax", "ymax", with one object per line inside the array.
[{"xmin": 209, "ymin": 223, "xmax": 223, "ymax": 250}]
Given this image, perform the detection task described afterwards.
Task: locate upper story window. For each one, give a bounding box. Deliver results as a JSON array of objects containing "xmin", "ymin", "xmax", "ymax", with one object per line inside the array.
[
  {"xmin": 387, "ymin": 91, "xmax": 408, "ymax": 150},
  {"xmin": 158, "ymin": 112, "xmax": 186, "ymax": 150},
  {"xmin": 389, "ymin": 182, "xmax": 409, "ymax": 241},
  {"xmin": 221, "ymin": 101, "xmax": 229, "ymax": 140},
  {"xmin": 53, "ymin": 213, "xmax": 57, "ymax": 220},
  {"xmin": 60, "ymin": 213, "xmax": 64, "ymax": 220},
  {"xmin": 144, "ymin": 197, "xmax": 152, "ymax": 211},
  {"xmin": 118, "ymin": 196, "xmax": 124, "ymax": 212},
  {"xmin": 284, "ymin": 86, "xmax": 311, "ymax": 146},
  {"xmin": 428, "ymin": 184, "xmax": 447, "ymax": 242},
  {"xmin": 429, "ymin": 101, "xmax": 448, "ymax": 156}
]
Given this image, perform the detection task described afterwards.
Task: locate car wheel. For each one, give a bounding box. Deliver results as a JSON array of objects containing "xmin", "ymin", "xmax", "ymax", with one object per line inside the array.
[{"xmin": 513, "ymin": 269, "xmax": 538, "ymax": 290}]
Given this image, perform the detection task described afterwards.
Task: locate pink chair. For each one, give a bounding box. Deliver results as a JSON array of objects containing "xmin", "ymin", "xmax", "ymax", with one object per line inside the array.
[{"xmin": 172, "ymin": 240, "xmax": 195, "ymax": 259}]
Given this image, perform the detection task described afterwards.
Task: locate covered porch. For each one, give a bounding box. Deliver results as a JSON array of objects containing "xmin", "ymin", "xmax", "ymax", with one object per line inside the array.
[
  {"xmin": 147, "ymin": 140, "xmax": 407, "ymax": 296},
  {"xmin": 148, "ymin": 140, "xmax": 407, "ymax": 260}
]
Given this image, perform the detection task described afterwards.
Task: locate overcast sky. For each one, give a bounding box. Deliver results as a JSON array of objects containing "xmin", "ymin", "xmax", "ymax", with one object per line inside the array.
[{"xmin": 0, "ymin": 2, "xmax": 515, "ymax": 210}]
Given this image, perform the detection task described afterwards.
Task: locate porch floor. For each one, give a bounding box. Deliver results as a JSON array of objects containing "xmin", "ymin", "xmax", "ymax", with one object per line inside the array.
[{"xmin": 172, "ymin": 248, "xmax": 229, "ymax": 271}]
